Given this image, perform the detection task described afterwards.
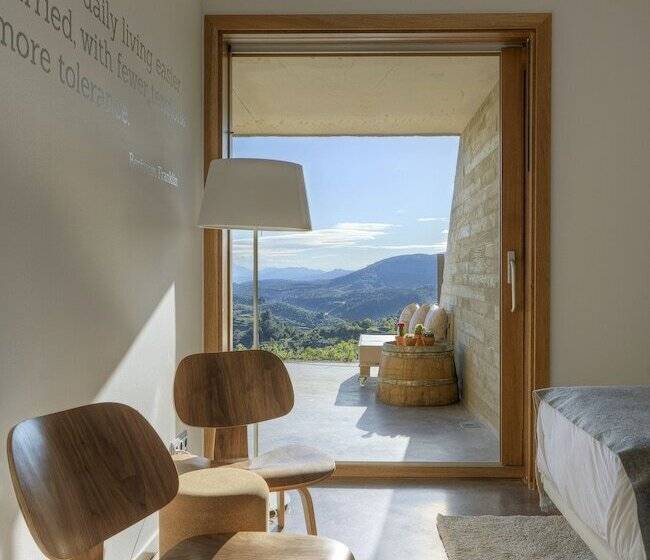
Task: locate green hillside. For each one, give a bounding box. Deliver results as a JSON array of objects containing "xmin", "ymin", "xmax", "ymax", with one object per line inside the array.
[{"xmin": 233, "ymin": 253, "xmax": 440, "ymax": 361}]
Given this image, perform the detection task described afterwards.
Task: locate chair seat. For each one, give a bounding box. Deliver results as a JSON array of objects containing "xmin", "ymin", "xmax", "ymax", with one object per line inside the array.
[
  {"xmin": 231, "ymin": 445, "xmax": 336, "ymax": 491},
  {"xmin": 159, "ymin": 468, "xmax": 269, "ymax": 555},
  {"xmin": 162, "ymin": 532, "xmax": 354, "ymax": 560},
  {"xmin": 171, "ymin": 445, "xmax": 335, "ymax": 491}
]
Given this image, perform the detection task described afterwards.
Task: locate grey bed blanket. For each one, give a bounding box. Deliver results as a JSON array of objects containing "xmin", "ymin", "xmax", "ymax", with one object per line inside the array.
[{"xmin": 535, "ymin": 385, "xmax": 650, "ymax": 556}]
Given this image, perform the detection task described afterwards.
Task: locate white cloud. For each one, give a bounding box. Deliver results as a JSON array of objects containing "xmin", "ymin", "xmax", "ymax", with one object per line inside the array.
[
  {"xmin": 441, "ymin": 229, "xmax": 449, "ymax": 235},
  {"xmin": 353, "ymin": 242, "xmax": 448, "ymax": 252},
  {"xmin": 232, "ymin": 246, "xmax": 308, "ymax": 257},
  {"xmin": 250, "ymin": 222, "xmax": 397, "ymax": 249},
  {"xmin": 231, "ymin": 222, "xmax": 449, "ymax": 267},
  {"xmin": 233, "ymin": 221, "xmax": 448, "ymax": 258},
  {"xmin": 337, "ymin": 222, "xmax": 396, "ymax": 232},
  {"xmin": 381, "ymin": 243, "xmax": 447, "ymax": 251},
  {"xmin": 417, "ymin": 217, "xmax": 449, "ymax": 223}
]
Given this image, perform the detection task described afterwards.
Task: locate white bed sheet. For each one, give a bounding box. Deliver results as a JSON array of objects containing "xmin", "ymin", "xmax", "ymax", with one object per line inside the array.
[{"xmin": 537, "ymin": 400, "xmax": 646, "ymax": 560}]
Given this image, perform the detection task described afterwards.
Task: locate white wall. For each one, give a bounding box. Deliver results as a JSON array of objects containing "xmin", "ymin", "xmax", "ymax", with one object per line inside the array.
[
  {"xmin": 204, "ymin": 0, "xmax": 650, "ymax": 387},
  {"xmin": 0, "ymin": 1, "xmax": 204, "ymax": 559}
]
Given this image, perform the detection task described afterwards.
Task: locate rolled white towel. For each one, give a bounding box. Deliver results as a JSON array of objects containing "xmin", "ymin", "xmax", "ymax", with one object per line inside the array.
[
  {"xmin": 398, "ymin": 303, "xmax": 419, "ymax": 328},
  {"xmin": 408, "ymin": 304, "xmax": 431, "ymax": 334},
  {"xmin": 424, "ymin": 305, "xmax": 448, "ymax": 341}
]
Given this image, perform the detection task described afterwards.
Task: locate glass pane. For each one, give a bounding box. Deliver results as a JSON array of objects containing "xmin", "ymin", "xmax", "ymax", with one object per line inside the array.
[
  {"xmin": 232, "ymin": 230, "xmax": 254, "ymax": 350},
  {"xmin": 231, "ymin": 124, "xmax": 500, "ymax": 462}
]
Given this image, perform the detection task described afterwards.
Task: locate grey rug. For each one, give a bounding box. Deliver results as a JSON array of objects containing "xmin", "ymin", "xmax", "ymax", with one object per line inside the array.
[{"xmin": 437, "ymin": 515, "xmax": 595, "ymax": 560}]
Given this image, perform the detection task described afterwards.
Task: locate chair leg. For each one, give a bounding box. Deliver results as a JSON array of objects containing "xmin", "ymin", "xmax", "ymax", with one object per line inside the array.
[
  {"xmin": 297, "ymin": 486, "xmax": 317, "ymax": 536},
  {"xmin": 277, "ymin": 491, "xmax": 285, "ymax": 531}
]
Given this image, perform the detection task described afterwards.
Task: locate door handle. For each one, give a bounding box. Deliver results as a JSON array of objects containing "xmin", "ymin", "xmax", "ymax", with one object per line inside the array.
[{"xmin": 507, "ymin": 251, "xmax": 516, "ymax": 312}]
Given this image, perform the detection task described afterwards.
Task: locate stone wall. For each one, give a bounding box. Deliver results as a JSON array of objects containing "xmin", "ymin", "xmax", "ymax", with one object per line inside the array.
[{"xmin": 440, "ymin": 84, "xmax": 500, "ymax": 433}]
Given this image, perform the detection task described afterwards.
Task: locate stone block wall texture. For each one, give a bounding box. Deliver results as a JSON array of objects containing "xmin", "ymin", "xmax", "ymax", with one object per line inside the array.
[{"xmin": 440, "ymin": 84, "xmax": 500, "ymax": 433}]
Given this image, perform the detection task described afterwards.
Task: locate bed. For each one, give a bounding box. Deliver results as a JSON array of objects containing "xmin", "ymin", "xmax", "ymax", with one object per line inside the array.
[{"xmin": 535, "ymin": 386, "xmax": 650, "ymax": 560}]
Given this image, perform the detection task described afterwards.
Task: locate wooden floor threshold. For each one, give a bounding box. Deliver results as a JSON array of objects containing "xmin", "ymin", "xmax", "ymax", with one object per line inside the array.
[{"xmin": 331, "ymin": 462, "xmax": 524, "ymax": 480}]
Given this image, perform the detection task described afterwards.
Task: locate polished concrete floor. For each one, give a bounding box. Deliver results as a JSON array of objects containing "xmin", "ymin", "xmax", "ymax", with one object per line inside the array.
[
  {"xmin": 259, "ymin": 362, "xmax": 500, "ymax": 463},
  {"xmin": 273, "ymin": 479, "xmax": 543, "ymax": 560}
]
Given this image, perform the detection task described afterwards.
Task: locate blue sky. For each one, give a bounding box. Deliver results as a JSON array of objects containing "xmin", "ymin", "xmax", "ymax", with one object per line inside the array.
[{"xmin": 232, "ymin": 136, "xmax": 459, "ymax": 271}]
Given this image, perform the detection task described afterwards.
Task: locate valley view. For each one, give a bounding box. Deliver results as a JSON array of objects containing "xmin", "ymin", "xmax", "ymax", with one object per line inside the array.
[{"xmin": 233, "ymin": 253, "xmax": 440, "ymax": 361}]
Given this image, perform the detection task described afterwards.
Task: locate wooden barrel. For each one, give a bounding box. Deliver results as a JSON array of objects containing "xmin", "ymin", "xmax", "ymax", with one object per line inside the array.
[{"xmin": 378, "ymin": 342, "xmax": 459, "ymax": 407}]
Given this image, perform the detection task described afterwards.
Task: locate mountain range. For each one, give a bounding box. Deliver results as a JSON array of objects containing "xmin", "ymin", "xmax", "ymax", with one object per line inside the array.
[
  {"xmin": 233, "ymin": 265, "xmax": 351, "ymax": 284},
  {"xmin": 233, "ymin": 253, "xmax": 439, "ymax": 321}
]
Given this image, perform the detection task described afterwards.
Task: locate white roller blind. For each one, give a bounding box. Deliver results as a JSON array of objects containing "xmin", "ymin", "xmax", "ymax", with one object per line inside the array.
[{"xmin": 231, "ymin": 55, "xmax": 499, "ymax": 136}]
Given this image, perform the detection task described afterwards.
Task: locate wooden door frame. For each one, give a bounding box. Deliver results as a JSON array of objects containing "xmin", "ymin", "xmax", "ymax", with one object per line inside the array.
[{"xmin": 203, "ymin": 13, "xmax": 551, "ymax": 485}]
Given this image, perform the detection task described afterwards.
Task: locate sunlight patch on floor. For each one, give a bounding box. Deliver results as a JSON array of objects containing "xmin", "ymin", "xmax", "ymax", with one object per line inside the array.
[{"xmin": 260, "ymin": 361, "xmax": 499, "ymax": 463}]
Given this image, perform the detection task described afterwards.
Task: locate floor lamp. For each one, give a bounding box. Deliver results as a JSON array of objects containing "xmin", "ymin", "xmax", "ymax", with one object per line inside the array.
[{"xmin": 198, "ymin": 158, "xmax": 312, "ymax": 457}]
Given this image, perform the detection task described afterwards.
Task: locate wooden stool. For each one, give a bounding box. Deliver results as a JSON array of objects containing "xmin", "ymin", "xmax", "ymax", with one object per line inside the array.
[
  {"xmin": 357, "ymin": 334, "xmax": 395, "ymax": 385},
  {"xmin": 159, "ymin": 467, "xmax": 269, "ymax": 555}
]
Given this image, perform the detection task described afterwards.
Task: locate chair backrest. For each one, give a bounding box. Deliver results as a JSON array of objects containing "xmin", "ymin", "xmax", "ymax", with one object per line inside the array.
[
  {"xmin": 7, "ymin": 403, "xmax": 179, "ymax": 560},
  {"xmin": 174, "ymin": 350, "xmax": 294, "ymax": 428}
]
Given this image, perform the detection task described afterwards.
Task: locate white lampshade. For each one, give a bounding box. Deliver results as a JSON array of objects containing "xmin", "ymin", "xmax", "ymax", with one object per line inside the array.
[{"xmin": 198, "ymin": 158, "xmax": 311, "ymax": 231}]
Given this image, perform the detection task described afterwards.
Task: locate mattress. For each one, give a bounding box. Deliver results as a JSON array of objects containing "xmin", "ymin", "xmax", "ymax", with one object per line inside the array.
[{"xmin": 537, "ymin": 399, "xmax": 647, "ymax": 560}]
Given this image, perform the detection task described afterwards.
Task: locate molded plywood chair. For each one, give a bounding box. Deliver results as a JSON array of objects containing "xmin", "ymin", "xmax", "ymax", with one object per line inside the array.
[
  {"xmin": 174, "ymin": 350, "xmax": 335, "ymax": 535},
  {"xmin": 7, "ymin": 402, "xmax": 353, "ymax": 560}
]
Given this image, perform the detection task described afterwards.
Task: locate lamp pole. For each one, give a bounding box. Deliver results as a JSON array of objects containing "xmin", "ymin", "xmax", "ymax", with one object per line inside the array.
[
  {"xmin": 252, "ymin": 229, "xmax": 260, "ymax": 457},
  {"xmin": 198, "ymin": 158, "xmax": 311, "ymax": 462}
]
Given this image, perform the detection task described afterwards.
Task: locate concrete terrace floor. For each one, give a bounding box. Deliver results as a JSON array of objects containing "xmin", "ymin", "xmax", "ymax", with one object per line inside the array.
[
  {"xmin": 273, "ymin": 479, "xmax": 543, "ymax": 560},
  {"xmin": 259, "ymin": 361, "xmax": 500, "ymax": 463}
]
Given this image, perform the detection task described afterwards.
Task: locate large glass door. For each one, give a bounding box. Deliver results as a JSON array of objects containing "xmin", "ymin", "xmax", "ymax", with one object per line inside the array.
[{"xmin": 228, "ymin": 50, "xmax": 527, "ymax": 466}]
